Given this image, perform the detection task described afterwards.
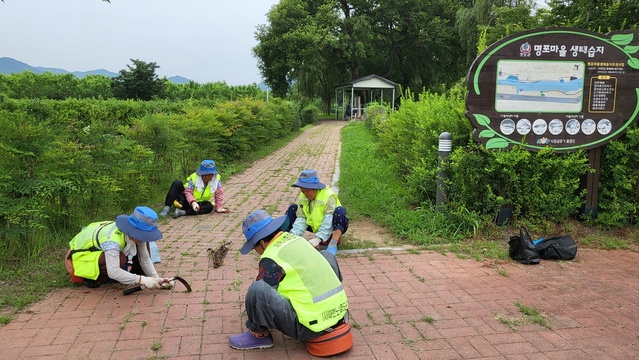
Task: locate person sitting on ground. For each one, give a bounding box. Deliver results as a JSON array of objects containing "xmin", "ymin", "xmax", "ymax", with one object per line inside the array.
[
  {"xmin": 229, "ymin": 209, "xmax": 348, "ymax": 350},
  {"xmin": 284, "ymin": 169, "xmax": 349, "ymax": 254},
  {"xmin": 65, "ymin": 206, "xmax": 172, "ymax": 290},
  {"xmin": 158, "ymin": 159, "xmax": 229, "ymax": 218}
]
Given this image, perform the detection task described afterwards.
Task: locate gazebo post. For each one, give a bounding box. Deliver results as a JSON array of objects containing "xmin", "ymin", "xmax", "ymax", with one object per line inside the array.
[{"xmin": 392, "ymin": 88, "xmax": 395, "ymax": 111}]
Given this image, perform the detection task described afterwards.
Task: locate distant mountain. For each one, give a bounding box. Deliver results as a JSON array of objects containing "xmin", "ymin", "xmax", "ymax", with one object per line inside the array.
[
  {"xmin": 0, "ymin": 57, "xmax": 191, "ymax": 84},
  {"xmin": 167, "ymin": 75, "xmax": 190, "ymax": 85},
  {"xmin": 72, "ymin": 69, "xmax": 119, "ymax": 78},
  {"xmin": 0, "ymin": 57, "xmax": 40, "ymax": 74}
]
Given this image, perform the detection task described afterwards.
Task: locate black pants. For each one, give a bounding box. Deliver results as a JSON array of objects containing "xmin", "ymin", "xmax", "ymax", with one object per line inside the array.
[{"xmin": 163, "ymin": 180, "xmax": 213, "ymax": 215}]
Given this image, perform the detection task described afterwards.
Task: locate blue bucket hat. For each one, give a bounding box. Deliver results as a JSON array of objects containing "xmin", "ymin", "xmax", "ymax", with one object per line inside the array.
[
  {"xmin": 196, "ymin": 160, "xmax": 218, "ymax": 176},
  {"xmin": 115, "ymin": 206, "xmax": 163, "ymax": 242},
  {"xmin": 291, "ymin": 170, "xmax": 326, "ymax": 190},
  {"xmin": 240, "ymin": 210, "xmax": 288, "ymax": 255}
]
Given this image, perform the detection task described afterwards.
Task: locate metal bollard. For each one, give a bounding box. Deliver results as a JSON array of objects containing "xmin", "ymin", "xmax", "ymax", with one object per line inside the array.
[{"xmin": 436, "ymin": 132, "xmax": 452, "ymax": 212}]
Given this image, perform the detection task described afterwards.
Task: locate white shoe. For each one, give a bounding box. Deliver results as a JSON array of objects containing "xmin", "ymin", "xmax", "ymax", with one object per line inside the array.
[{"xmin": 173, "ymin": 209, "xmax": 186, "ymax": 218}]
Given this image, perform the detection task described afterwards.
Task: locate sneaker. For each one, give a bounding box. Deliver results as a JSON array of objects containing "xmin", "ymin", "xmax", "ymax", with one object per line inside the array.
[
  {"xmin": 229, "ymin": 330, "xmax": 274, "ymax": 350},
  {"xmin": 173, "ymin": 209, "xmax": 186, "ymax": 219},
  {"xmin": 159, "ymin": 207, "xmax": 170, "ymax": 217}
]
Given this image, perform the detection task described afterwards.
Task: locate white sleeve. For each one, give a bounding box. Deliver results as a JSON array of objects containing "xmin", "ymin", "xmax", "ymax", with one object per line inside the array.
[
  {"xmin": 104, "ymin": 250, "xmax": 139, "ymax": 285},
  {"xmin": 137, "ymin": 243, "xmax": 159, "ymax": 278}
]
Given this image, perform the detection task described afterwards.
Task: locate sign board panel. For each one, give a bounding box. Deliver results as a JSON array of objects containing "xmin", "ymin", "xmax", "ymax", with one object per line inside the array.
[{"xmin": 466, "ymin": 27, "xmax": 639, "ymax": 152}]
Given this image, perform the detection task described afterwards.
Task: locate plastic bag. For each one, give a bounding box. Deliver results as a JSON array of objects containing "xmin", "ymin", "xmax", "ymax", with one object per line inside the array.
[
  {"xmin": 535, "ymin": 235, "xmax": 577, "ymax": 260},
  {"xmin": 508, "ymin": 226, "xmax": 540, "ymax": 265}
]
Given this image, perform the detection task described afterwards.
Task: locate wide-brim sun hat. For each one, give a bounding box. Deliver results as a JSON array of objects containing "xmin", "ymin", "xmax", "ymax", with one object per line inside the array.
[
  {"xmin": 196, "ymin": 159, "xmax": 218, "ymax": 175},
  {"xmin": 240, "ymin": 210, "xmax": 288, "ymax": 255},
  {"xmin": 291, "ymin": 169, "xmax": 326, "ymax": 190},
  {"xmin": 115, "ymin": 206, "xmax": 163, "ymax": 242}
]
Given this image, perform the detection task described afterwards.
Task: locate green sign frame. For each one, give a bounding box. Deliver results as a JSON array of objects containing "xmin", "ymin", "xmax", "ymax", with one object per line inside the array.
[{"xmin": 466, "ymin": 27, "xmax": 639, "ymax": 152}]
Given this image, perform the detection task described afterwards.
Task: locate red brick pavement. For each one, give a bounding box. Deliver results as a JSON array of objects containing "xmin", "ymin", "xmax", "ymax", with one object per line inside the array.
[{"xmin": 3, "ymin": 120, "xmax": 639, "ymax": 359}]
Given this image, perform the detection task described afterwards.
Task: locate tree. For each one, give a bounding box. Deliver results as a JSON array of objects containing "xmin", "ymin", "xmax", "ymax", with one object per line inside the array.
[
  {"xmin": 254, "ymin": 0, "xmax": 470, "ymax": 106},
  {"xmin": 76, "ymin": 74, "xmax": 113, "ymax": 99},
  {"xmin": 254, "ymin": 0, "xmax": 346, "ymax": 103},
  {"xmin": 456, "ymin": 0, "xmax": 539, "ymax": 70},
  {"xmin": 111, "ymin": 59, "xmax": 164, "ymax": 101},
  {"xmin": 541, "ymin": 0, "xmax": 639, "ymax": 31}
]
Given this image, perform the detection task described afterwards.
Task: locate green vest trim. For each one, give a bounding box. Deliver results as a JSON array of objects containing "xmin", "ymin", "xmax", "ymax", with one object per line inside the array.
[
  {"xmin": 263, "ymin": 232, "xmax": 348, "ymax": 332},
  {"xmin": 299, "ymin": 188, "xmax": 341, "ymax": 233},
  {"xmin": 68, "ymin": 222, "xmax": 125, "ymax": 280}
]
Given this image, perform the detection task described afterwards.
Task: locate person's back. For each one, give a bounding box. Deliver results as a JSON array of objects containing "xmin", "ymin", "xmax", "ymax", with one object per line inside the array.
[{"xmin": 229, "ymin": 209, "xmax": 349, "ymax": 352}]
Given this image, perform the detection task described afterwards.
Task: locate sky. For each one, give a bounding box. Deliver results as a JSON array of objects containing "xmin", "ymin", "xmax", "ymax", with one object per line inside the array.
[{"xmin": 0, "ymin": 0, "xmax": 281, "ymax": 85}]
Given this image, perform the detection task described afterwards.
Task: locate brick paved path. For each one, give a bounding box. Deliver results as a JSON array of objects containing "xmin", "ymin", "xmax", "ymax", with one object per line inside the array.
[{"xmin": 3, "ymin": 120, "xmax": 639, "ymax": 359}]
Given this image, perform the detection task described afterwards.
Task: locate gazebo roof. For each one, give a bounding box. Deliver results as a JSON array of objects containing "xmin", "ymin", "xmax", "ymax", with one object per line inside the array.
[{"xmin": 335, "ymin": 74, "xmax": 397, "ymax": 90}]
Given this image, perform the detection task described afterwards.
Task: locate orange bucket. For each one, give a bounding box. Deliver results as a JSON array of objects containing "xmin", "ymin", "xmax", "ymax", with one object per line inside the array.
[{"xmin": 306, "ymin": 322, "xmax": 353, "ymax": 357}]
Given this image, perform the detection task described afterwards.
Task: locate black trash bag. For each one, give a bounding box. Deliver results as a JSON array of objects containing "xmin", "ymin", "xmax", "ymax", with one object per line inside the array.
[
  {"xmin": 535, "ymin": 235, "xmax": 577, "ymax": 260},
  {"xmin": 508, "ymin": 226, "xmax": 540, "ymax": 265}
]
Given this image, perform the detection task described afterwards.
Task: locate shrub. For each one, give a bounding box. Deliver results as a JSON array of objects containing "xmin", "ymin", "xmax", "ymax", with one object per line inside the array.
[{"xmin": 300, "ymin": 104, "xmax": 318, "ymax": 126}]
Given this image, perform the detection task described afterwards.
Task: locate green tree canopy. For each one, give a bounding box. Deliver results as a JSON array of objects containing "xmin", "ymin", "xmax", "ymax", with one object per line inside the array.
[
  {"xmin": 111, "ymin": 59, "xmax": 165, "ymax": 101},
  {"xmin": 254, "ymin": 0, "xmax": 346, "ymax": 101},
  {"xmin": 541, "ymin": 0, "xmax": 639, "ymax": 31},
  {"xmin": 254, "ymin": 0, "xmax": 469, "ymax": 106}
]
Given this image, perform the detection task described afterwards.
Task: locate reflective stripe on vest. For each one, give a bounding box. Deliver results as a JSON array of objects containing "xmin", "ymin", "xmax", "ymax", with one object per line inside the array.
[
  {"xmin": 299, "ymin": 188, "xmax": 341, "ymax": 233},
  {"xmin": 263, "ymin": 232, "xmax": 348, "ymax": 332}
]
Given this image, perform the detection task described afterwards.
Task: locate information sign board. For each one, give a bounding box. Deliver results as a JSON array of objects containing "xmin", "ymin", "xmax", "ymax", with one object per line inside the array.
[{"xmin": 466, "ymin": 27, "xmax": 639, "ymax": 152}]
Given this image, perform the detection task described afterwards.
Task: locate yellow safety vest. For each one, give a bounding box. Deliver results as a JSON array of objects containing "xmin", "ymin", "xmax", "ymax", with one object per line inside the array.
[
  {"xmin": 299, "ymin": 188, "xmax": 341, "ymax": 233},
  {"xmin": 185, "ymin": 173, "xmax": 221, "ymax": 202},
  {"xmin": 68, "ymin": 221, "xmax": 125, "ymax": 280},
  {"xmin": 263, "ymin": 232, "xmax": 348, "ymax": 332}
]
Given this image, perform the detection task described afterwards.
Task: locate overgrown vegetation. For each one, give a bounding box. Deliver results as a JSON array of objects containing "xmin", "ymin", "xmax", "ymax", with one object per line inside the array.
[
  {"xmin": 0, "ymin": 94, "xmax": 307, "ymax": 319},
  {"xmin": 362, "ymin": 88, "xmax": 639, "ymax": 229},
  {"xmin": 340, "ymin": 115, "xmax": 639, "ymax": 258}
]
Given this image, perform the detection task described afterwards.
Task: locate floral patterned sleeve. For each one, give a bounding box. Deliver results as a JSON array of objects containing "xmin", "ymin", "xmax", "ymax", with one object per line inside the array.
[{"xmin": 256, "ymin": 257, "xmax": 286, "ymax": 288}]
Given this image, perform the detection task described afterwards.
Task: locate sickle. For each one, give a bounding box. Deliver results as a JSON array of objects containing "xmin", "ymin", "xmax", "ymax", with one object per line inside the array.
[
  {"xmin": 123, "ymin": 276, "xmax": 192, "ymax": 295},
  {"xmin": 170, "ymin": 276, "xmax": 192, "ymax": 292}
]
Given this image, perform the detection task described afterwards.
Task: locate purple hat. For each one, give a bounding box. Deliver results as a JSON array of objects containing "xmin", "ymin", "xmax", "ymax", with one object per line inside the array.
[
  {"xmin": 115, "ymin": 206, "xmax": 163, "ymax": 242},
  {"xmin": 291, "ymin": 170, "xmax": 326, "ymax": 190}
]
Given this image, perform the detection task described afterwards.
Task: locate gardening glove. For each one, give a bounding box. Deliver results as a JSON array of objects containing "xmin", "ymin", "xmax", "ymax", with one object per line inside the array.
[
  {"xmin": 139, "ymin": 276, "xmax": 164, "ymax": 290},
  {"xmin": 215, "ymin": 207, "xmax": 230, "ymax": 213},
  {"xmin": 308, "ymin": 237, "xmax": 322, "ymax": 248},
  {"xmin": 191, "ymin": 202, "xmax": 201, "ymax": 212},
  {"xmin": 160, "ymin": 279, "xmax": 175, "ymax": 290},
  {"xmin": 327, "ymin": 238, "xmax": 338, "ymax": 255}
]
